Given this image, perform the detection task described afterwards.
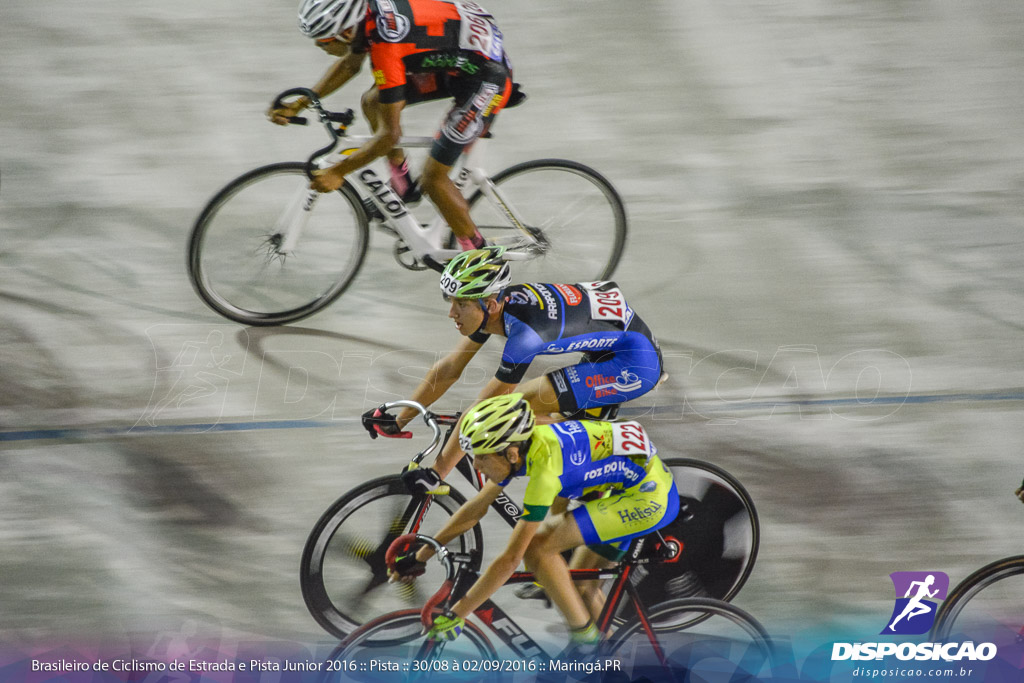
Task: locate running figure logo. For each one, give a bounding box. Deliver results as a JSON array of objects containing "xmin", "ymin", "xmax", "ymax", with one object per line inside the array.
[{"xmin": 881, "ymin": 571, "xmax": 949, "ymax": 635}]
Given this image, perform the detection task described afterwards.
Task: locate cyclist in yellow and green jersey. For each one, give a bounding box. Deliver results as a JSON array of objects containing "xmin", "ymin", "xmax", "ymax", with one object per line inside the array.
[{"xmin": 389, "ymin": 394, "xmax": 678, "ymax": 650}]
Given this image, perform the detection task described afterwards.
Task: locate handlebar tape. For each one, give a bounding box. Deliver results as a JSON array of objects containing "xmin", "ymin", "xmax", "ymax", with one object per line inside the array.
[{"xmin": 421, "ymin": 580, "xmax": 455, "ymax": 630}]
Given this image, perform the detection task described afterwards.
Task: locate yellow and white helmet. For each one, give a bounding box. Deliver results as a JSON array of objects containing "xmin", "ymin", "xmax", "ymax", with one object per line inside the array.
[{"xmin": 459, "ymin": 393, "xmax": 535, "ymax": 456}]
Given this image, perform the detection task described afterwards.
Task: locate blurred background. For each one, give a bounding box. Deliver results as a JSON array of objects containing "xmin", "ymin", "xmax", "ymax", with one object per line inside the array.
[{"xmin": 2, "ymin": 0, "xmax": 1023, "ymax": 655}]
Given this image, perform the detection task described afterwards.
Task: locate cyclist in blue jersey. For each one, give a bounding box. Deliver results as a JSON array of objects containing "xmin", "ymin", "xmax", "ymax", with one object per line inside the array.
[{"xmin": 361, "ymin": 247, "xmax": 664, "ymax": 492}]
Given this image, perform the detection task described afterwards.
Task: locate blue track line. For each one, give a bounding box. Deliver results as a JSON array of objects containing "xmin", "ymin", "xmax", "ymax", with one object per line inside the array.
[{"xmin": 2, "ymin": 390, "xmax": 1022, "ymax": 443}]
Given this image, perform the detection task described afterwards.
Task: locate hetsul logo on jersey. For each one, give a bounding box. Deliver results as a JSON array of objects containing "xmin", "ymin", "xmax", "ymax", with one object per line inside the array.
[{"xmin": 881, "ymin": 571, "xmax": 948, "ymax": 635}]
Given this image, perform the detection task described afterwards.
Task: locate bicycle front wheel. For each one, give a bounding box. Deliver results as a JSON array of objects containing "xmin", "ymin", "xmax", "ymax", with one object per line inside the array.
[
  {"xmin": 300, "ymin": 475, "xmax": 484, "ymax": 641},
  {"xmin": 330, "ymin": 610, "xmax": 499, "ymax": 683},
  {"xmin": 468, "ymin": 159, "xmax": 627, "ymax": 283},
  {"xmin": 188, "ymin": 162, "xmax": 369, "ymax": 325},
  {"xmin": 615, "ymin": 458, "xmax": 760, "ymax": 629},
  {"xmin": 929, "ymin": 555, "xmax": 1024, "ymax": 642}
]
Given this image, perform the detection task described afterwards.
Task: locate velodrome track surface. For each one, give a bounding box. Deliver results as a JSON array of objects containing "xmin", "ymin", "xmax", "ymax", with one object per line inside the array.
[{"xmin": 2, "ymin": 0, "xmax": 1023, "ymax": 650}]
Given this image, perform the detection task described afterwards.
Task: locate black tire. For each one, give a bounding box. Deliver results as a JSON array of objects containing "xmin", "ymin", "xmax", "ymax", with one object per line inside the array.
[
  {"xmin": 466, "ymin": 159, "xmax": 627, "ymax": 284},
  {"xmin": 301, "ymin": 475, "xmax": 484, "ymax": 641},
  {"xmin": 607, "ymin": 597, "xmax": 774, "ymax": 678},
  {"xmin": 188, "ymin": 162, "xmax": 369, "ymax": 325},
  {"xmin": 329, "ymin": 610, "xmax": 499, "ymax": 683},
  {"xmin": 929, "ymin": 555, "xmax": 1024, "ymax": 642},
  {"xmin": 615, "ymin": 458, "xmax": 760, "ymax": 629}
]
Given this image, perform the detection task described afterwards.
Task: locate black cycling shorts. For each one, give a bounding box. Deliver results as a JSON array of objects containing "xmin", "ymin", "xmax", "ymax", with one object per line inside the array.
[{"xmin": 401, "ymin": 61, "xmax": 512, "ymax": 166}]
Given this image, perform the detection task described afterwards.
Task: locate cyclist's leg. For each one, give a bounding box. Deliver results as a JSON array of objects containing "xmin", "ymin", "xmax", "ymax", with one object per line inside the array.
[
  {"xmin": 544, "ymin": 335, "xmax": 664, "ymax": 420},
  {"xmin": 563, "ymin": 464, "xmax": 679, "ymax": 625},
  {"xmin": 522, "ymin": 513, "xmax": 593, "ymax": 631},
  {"xmin": 422, "ymin": 63, "xmax": 513, "ymax": 245},
  {"xmin": 568, "ymin": 545, "xmax": 616, "ymax": 621},
  {"xmin": 363, "ymin": 77, "xmax": 448, "ymax": 200},
  {"xmin": 421, "ymin": 158, "xmax": 478, "ymax": 243}
]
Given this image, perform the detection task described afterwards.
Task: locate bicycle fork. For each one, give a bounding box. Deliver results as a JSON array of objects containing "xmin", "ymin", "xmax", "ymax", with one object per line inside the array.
[{"xmin": 275, "ymin": 185, "xmax": 319, "ymax": 255}]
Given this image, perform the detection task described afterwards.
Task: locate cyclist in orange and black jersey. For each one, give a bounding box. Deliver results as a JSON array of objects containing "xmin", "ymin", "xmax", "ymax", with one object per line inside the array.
[
  {"xmin": 358, "ymin": 1, "xmax": 513, "ymax": 104},
  {"xmin": 272, "ymin": 0, "xmax": 520, "ymax": 253}
]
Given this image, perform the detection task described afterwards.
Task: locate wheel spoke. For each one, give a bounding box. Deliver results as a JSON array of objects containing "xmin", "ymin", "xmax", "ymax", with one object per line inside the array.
[
  {"xmin": 614, "ymin": 459, "xmax": 759, "ymax": 630},
  {"xmin": 468, "ymin": 160, "xmax": 626, "ymax": 283},
  {"xmin": 931, "ymin": 555, "xmax": 1024, "ymax": 641},
  {"xmin": 188, "ymin": 163, "xmax": 368, "ymax": 325},
  {"xmin": 300, "ymin": 477, "xmax": 483, "ymax": 642}
]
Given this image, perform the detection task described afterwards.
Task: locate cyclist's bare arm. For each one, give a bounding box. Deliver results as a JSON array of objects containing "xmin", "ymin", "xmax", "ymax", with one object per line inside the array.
[
  {"xmin": 415, "ymin": 480, "xmax": 505, "ymax": 564},
  {"xmin": 432, "ymin": 375, "xmax": 518, "ymax": 478},
  {"xmin": 450, "ymin": 516, "xmax": 542, "ymax": 618},
  {"xmin": 268, "ymin": 51, "xmax": 366, "ymax": 124},
  {"xmin": 432, "ymin": 373, "xmax": 563, "ymax": 476},
  {"xmin": 395, "ymin": 336, "xmax": 485, "ymax": 429},
  {"xmin": 310, "ymin": 99, "xmax": 404, "ymax": 192},
  {"xmin": 548, "ymin": 497, "xmax": 569, "ymax": 517}
]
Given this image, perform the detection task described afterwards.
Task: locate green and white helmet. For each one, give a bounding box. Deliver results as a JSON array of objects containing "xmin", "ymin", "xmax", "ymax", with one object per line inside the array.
[
  {"xmin": 439, "ymin": 247, "xmax": 511, "ymax": 300},
  {"xmin": 458, "ymin": 393, "xmax": 535, "ymax": 456}
]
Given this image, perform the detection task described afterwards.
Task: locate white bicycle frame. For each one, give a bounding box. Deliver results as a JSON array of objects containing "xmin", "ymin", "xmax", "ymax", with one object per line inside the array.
[{"xmin": 276, "ymin": 134, "xmax": 537, "ymax": 263}]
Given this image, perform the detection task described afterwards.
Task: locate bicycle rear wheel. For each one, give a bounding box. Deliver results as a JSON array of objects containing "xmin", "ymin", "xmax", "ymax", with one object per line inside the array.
[
  {"xmin": 188, "ymin": 162, "xmax": 369, "ymax": 325},
  {"xmin": 329, "ymin": 610, "xmax": 499, "ymax": 683},
  {"xmin": 616, "ymin": 458, "xmax": 760, "ymax": 629},
  {"xmin": 467, "ymin": 159, "xmax": 627, "ymax": 284},
  {"xmin": 300, "ymin": 475, "xmax": 484, "ymax": 641},
  {"xmin": 607, "ymin": 597, "xmax": 774, "ymax": 680},
  {"xmin": 929, "ymin": 555, "xmax": 1024, "ymax": 642}
]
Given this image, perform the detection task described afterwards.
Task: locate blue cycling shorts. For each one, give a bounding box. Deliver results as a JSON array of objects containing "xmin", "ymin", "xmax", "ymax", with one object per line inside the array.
[{"xmin": 547, "ymin": 331, "xmax": 662, "ymax": 415}]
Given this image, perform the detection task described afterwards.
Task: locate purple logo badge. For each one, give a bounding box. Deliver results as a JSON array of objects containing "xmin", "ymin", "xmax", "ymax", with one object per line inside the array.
[{"xmin": 881, "ymin": 571, "xmax": 949, "ymax": 635}]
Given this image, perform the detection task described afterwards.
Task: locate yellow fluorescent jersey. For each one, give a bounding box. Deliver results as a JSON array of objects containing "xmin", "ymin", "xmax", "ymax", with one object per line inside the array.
[{"xmin": 508, "ymin": 420, "xmax": 657, "ymax": 522}]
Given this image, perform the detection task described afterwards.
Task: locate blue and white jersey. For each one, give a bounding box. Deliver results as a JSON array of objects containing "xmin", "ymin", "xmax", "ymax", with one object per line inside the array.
[{"xmin": 471, "ymin": 282, "xmax": 658, "ymax": 384}]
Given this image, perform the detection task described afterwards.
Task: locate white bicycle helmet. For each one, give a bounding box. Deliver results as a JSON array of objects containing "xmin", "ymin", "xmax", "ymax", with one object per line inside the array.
[{"xmin": 298, "ymin": 0, "xmax": 368, "ymax": 40}]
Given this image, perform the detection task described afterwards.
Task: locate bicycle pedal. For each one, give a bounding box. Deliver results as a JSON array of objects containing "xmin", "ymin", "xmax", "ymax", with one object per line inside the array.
[
  {"xmin": 420, "ymin": 254, "xmax": 446, "ymax": 274},
  {"xmin": 514, "ymin": 583, "xmax": 552, "ymax": 608}
]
